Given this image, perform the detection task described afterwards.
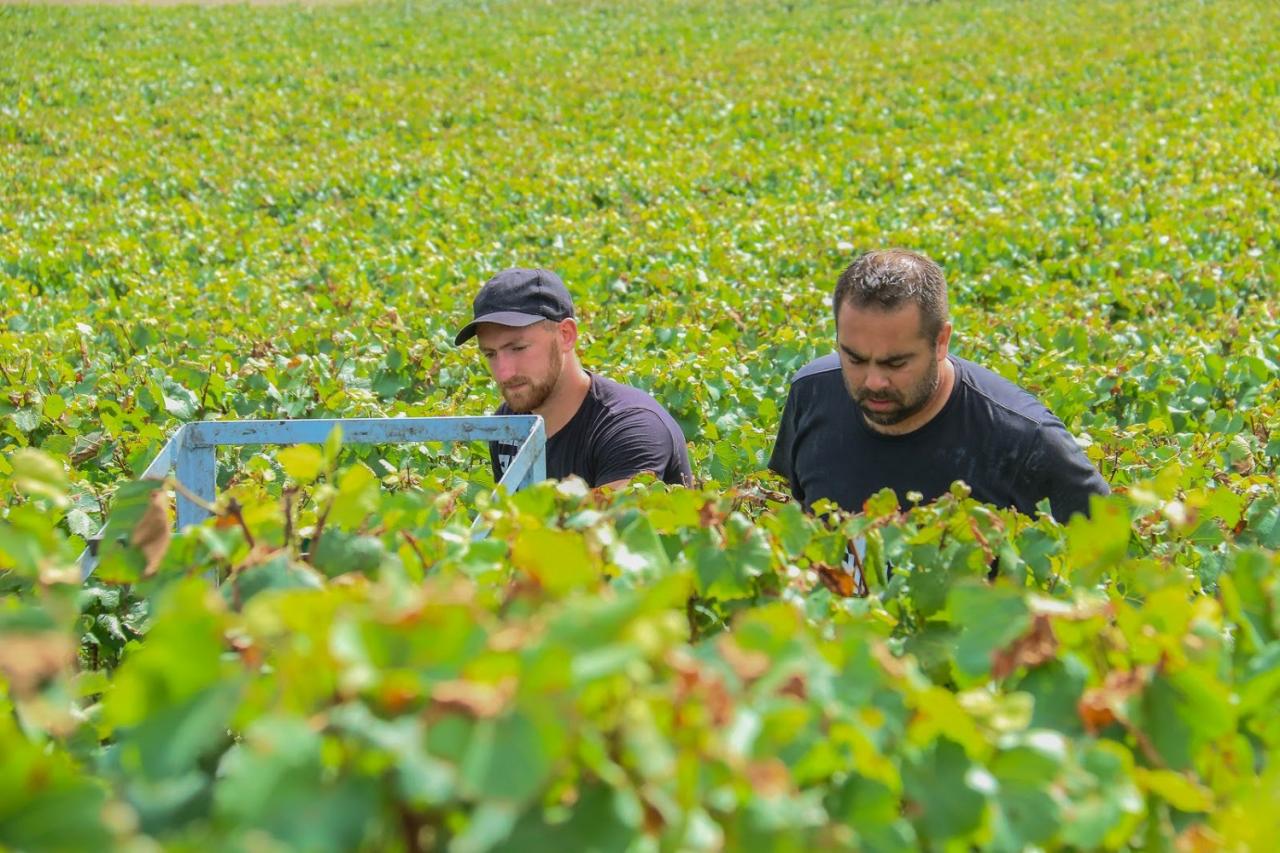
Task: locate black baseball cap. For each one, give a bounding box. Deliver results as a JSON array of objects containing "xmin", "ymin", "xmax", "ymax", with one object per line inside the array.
[{"xmin": 453, "ymin": 268, "xmax": 575, "ymax": 345}]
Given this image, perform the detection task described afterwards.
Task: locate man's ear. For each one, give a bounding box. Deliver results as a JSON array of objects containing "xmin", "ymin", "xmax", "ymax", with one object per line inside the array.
[
  {"xmin": 557, "ymin": 318, "xmax": 579, "ymax": 352},
  {"xmin": 935, "ymin": 321, "xmax": 953, "ymax": 360}
]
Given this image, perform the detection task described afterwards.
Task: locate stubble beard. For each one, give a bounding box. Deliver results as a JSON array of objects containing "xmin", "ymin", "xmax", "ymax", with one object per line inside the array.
[
  {"xmin": 848, "ymin": 357, "xmax": 940, "ymax": 428},
  {"xmin": 501, "ymin": 345, "xmax": 564, "ymax": 413}
]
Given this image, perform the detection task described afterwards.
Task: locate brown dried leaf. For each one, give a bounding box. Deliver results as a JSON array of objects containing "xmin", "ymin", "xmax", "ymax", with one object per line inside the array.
[
  {"xmin": 377, "ymin": 683, "xmax": 421, "ymax": 715},
  {"xmin": 1176, "ymin": 823, "xmax": 1224, "ymax": 853},
  {"xmin": 1078, "ymin": 667, "xmax": 1149, "ymax": 734},
  {"xmin": 642, "ymin": 797, "xmax": 666, "ymax": 835},
  {"xmin": 778, "ymin": 673, "xmax": 808, "ymax": 701},
  {"xmin": 0, "ymin": 632, "xmax": 76, "ymax": 697},
  {"xmin": 870, "ymin": 641, "xmax": 907, "ymax": 679},
  {"xmin": 698, "ymin": 500, "xmax": 728, "ymax": 529},
  {"xmin": 489, "ymin": 624, "xmax": 533, "ymax": 652},
  {"xmin": 1076, "ymin": 691, "xmax": 1117, "ymax": 733},
  {"xmin": 430, "ymin": 678, "xmax": 515, "ymax": 719},
  {"xmin": 745, "ymin": 758, "xmax": 792, "ymax": 797},
  {"xmin": 718, "ymin": 635, "xmax": 770, "ymax": 683},
  {"xmin": 705, "ymin": 674, "xmax": 734, "ymax": 727},
  {"xmin": 815, "ymin": 563, "xmax": 865, "ymax": 598},
  {"xmin": 991, "ymin": 613, "xmax": 1059, "ymax": 680},
  {"xmin": 130, "ymin": 488, "xmax": 171, "ymax": 577}
]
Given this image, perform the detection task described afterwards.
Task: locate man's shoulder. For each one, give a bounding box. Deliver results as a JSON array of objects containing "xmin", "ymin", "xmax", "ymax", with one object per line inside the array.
[
  {"xmin": 952, "ymin": 356, "xmax": 1060, "ymax": 428},
  {"xmin": 787, "ymin": 353, "xmax": 843, "ymax": 386},
  {"xmin": 588, "ymin": 374, "xmax": 681, "ymax": 426}
]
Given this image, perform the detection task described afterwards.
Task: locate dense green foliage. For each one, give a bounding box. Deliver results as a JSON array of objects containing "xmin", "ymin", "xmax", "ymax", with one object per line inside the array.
[{"xmin": 2, "ymin": 0, "xmax": 1279, "ymax": 849}]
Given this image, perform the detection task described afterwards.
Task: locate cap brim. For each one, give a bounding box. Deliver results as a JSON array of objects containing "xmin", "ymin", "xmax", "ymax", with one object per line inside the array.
[{"xmin": 453, "ymin": 311, "xmax": 548, "ymax": 345}]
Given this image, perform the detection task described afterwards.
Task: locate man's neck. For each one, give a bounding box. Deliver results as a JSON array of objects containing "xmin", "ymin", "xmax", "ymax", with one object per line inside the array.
[
  {"xmin": 533, "ymin": 360, "xmax": 591, "ymax": 438},
  {"xmin": 865, "ymin": 356, "xmax": 956, "ymax": 437}
]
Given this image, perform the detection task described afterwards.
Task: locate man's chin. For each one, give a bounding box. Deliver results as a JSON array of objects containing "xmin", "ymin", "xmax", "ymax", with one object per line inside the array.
[
  {"xmin": 857, "ymin": 399, "xmax": 904, "ymax": 423},
  {"xmin": 502, "ymin": 387, "xmax": 544, "ymax": 413},
  {"xmin": 860, "ymin": 407, "xmax": 904, "ymax": 426}
]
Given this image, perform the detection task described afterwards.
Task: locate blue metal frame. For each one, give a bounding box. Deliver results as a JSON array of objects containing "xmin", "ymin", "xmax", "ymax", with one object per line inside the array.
[{"xmin": 80, "ymin": 415, "xmax": 546, "ymax": 580}]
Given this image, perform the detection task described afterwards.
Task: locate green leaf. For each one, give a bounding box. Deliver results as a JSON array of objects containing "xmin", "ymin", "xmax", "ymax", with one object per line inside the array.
[
  {"xmin": 770, "ymin": 500, "xmax": 812, "ymax": 559},
  {"xmin": 323, "ymin": 424, "xmax": 344, "ymax": 467},
  {"xmin": 214, "ymin": 716, "xmax": 377, "ymax": 852},
  {"xmin": 1061, "ymin": 741, "xmax": 1144, "ymax": 849},
  {"xmin": 903, "ymin": 738, "xmax": 987, "ymax": 842},
  {"xmin": 459, "ymin": 711, "xmax": 558, "ymax": 805},
  {"xmin": 103, "ymin": 577, "xmax": 227, "ymax": 730},
  {"xmin": 611, "ymin": 513, "xmax": 672, "ymax": 584},
  {"xmin": 506, "ymin": 784, "xmax": 638, "ymax": 853},
  {"xmin": 945, "ymin": 581, "xmax": 1029, "ymax": 682},
  {"xmin": 162, "ymin": 382, "xmax": 199, "ymax": 420},
  {"xmin": 1064, "ymin": 496, "xmax": 1131, "ymax": 577},
  {"xmin": 989, "ymin": 741, "xmax": 1066, "ymax": 848},
  {"xmin": 691, "ymin": 513, "xmax": 771, "ymax": 601},
  {"xmin": 0, "ymin": 714, "xmax": 112, "ymax": 850},
  {"xmin": 9, "ymin": 408, "xmax": 40, "ymax": 435},
  {"xmin": 109, "ymin": 681, "xmax": 239, "ymax": 782},
  {"xmin": 453, "ymin": 801, "xmax": 521, "ymax": 853},
  {"xmin": 42, "ymin": 393, "xmax": 66, "ymax": 420},
  {"xmin": 309, "ymin": 530, "xmax": 384, "ymax": 579},
  {"xmin": 326, "ymin": 463, "xmax": 379, "ymax": 530},
  {"xmin": 226, "ymin": 553, "xmax": 324, "ymax": 601}
]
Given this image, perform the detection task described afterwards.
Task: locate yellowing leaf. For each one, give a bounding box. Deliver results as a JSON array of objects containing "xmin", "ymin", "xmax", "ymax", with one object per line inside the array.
[
  {"xmin": 511, "ymin": 527, "xmax": 597, "ymax": 594},
  {"xmin": 1134, "ymin": 768, "xmax": 1213, "ymax": 813},
  {"xmin": 11, "ymin": 449, "xmax": 69, "ymax": 508},
  {"xmin": 279, "ymin": 445, "xmax": 325, "ymax": 483}
]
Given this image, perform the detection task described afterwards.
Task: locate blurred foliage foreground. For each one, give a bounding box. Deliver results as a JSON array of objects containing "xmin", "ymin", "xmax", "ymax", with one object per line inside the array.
[
  {"xmin": 2, "ymin": 0, "xmax": 1280, "ymax": 849},
  {"xmin": 3, "ymin": 441, "xmax": 1280, "ymax": 850}
]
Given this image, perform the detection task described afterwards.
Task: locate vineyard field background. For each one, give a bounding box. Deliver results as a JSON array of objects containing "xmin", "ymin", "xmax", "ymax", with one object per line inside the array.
[{"xmin": 2, "ymin": 0, "xmax": 1280, "ymax": 849}]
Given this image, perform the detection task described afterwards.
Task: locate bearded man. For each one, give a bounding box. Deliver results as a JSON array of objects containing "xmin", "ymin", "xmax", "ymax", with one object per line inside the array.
[
  {"xmin": 770, "ymin": 249, "xmax": 1108, "ymax": 523},
  {"xmin": 454, "ymin": 268, "xmax": 691, "ymax": 489}
]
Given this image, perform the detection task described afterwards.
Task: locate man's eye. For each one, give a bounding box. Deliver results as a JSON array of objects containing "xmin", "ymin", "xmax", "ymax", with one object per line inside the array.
[{"xmin": 887, "ymin": 360, "xmax": 906, "ymax": 369}]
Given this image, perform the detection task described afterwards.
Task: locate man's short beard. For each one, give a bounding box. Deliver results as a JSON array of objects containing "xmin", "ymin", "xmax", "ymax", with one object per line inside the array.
[
  {"xmin": 847, "ymin": 357, "xmax": 939, "ymax": 427},
  {"xmin": 502, "ymin": 345, "xmax": 564, "ymax": 413}
]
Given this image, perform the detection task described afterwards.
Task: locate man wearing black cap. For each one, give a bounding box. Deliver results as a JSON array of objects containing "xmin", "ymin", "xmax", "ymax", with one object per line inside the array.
[{"xmin": 455, "ymin": 268, "xmax": 692, "ymax": 490}]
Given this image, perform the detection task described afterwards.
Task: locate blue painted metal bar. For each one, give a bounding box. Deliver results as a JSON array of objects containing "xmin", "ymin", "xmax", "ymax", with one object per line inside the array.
[
  {"xmin": 504, "ymin": 416, "xmax": 548, "ymax": 492},
  {"xmin": 185, "ymin": 416, "xmax": 541, "ymax": 448},
  {"xmin": 139, "ymin": 430, "xmax": 182, "ymax": 481},
  {"xmin": 80, "ymin": 430, "xmax": 187, "ymax": 581},
  {"xmin": 79, "ymin": 415, "xmax": 546, "ymax": 581},
  {"xmin": 175, "ymin": 432, "xmax": 216, "ymax": 530}
]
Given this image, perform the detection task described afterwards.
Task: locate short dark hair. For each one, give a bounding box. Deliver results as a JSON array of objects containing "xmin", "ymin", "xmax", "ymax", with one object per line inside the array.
[{"xmin": 833, "ymin": 249, "xmax": 949, "ymax": 341}]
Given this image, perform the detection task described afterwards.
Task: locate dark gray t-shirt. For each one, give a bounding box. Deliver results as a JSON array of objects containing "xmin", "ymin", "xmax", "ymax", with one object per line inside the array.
[
  {"xmin": 490, "ymin": 373, "xmax": 691, "ymax": 488},
  {"xmin": 769, "ymin": 354, "xmax": 1109, "ymax": 522}
]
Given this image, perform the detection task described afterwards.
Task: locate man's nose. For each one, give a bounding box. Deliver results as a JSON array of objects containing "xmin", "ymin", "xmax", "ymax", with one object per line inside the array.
[
  {"xmin": 864, "ymin": 369, "xmax": 891, "ymax": 392},
  {"xmin": 491, "ymin": 353, "xmax": 518, "ymax": 383}
]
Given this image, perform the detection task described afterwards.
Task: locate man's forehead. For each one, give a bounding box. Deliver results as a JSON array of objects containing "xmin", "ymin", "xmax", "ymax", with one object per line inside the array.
[
  {"xmin": 475, "ymin": 321, "xmax": 549, "ymax": 345},
  {"xmin": 837, "ymin": 301, "xmax": 927, "ymax": 338}
]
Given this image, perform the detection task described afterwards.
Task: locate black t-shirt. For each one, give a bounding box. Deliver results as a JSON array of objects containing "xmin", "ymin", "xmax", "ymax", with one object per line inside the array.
[
  {"xmin": 769, "ymin": 354, "xmax": 1109, "ymax": 523},
  {"xmin": 490, "ymin": 373, "xmax": 692, "ymax": 488}
]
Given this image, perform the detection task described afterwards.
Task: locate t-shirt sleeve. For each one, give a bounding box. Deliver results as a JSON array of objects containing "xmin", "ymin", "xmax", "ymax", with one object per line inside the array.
[
  {"xmin": 768, "ymin": 383, "xmax": 805, "ymax": 505},
  {"xmin": 591, "ymin": 408, "xmax": 678, "ymax": 487},
  {"xmin": 1023, "ymin": 420, "xmax": 1111, "ymax": 523}
]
